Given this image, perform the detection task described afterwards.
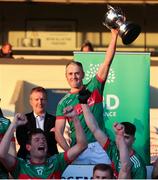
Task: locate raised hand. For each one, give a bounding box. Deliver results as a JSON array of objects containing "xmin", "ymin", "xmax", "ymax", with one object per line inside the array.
[
  {"xmin": 78, "ymin": 88, "xmax": 91, "ymax": 104},
  {"xmin": 63, "ymin": 106, "xmax": 77, "ymax": 119},
  {"xmin": 13, "ymin": 113, "xmax": 28, "ymax": 127},
  {"xmin": 111, "ymin": 28, "xmax": 119, "ymax": 36},
  {"xmin": 113, "ymin": 122, "xmax": 124, "ymax": 136}
]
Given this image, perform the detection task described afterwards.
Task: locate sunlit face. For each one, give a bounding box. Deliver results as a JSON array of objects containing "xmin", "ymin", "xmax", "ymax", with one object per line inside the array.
[
  {"xmin": 27, "ymin": 133, "xmax": 48, "ymax": 159},
  {"xmin": 2, "ymin": 44, "xmax": 12, "ymax": 54},
  {"xmin": 66, "ymin": 64, "xmax": 84, "ymax": 90},
  {"xmin": 82, "ymin": 46, "xmax": 91, "ymax": 52},
  {"xmin": 30, "ymin": 91, "xmax": 47, "ymax": 115},
  {"xmin": 93, "ymin": 169, "xmax": 112, "ymax": 179}
]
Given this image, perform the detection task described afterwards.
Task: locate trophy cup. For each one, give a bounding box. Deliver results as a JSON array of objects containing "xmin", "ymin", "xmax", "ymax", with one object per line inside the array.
[{"xmin": 103, "ymin": 5, "xmax": 141, "ymax": 45}]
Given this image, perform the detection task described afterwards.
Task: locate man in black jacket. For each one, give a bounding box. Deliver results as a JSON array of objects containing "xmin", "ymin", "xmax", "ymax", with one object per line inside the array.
[{"xmin": 16, "ymin": 86, "xmax": 58, "ymax": 159}]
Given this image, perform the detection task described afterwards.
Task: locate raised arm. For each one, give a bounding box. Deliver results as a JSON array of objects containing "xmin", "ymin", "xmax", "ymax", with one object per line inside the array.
[
  {"xmin": 97, "ymin": 29, "xmax": 118, "ymax": 81},
  {"xmin": 0, "ymin": 113, "xmax": 27, "ymax": 170},
  {"xmin": 81, "ymin": 104, "xmax": 108, "ymax": 147},
  {"xmin": 55, "ymin": 118, "xmax": 70, "ymax": 151},
  {"xmin": 77, "ymin": 89, "xmax": 108, "ymax": 147},
  {"xmin": 113, "ymin": 123, "xmax": 131, "ymax": 179},
  {"xmin": 62, "ymin": 106, "xmax": 87, "ymax": 161},
  {"xmin": 8, "ymin": 140, "xmax": 16, "ymax": 157}
]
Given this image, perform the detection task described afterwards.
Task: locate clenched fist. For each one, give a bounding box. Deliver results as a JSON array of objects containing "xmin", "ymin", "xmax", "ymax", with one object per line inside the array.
[
  {"xmin": 63, "ymin": 106, "xmax": 77, "ymax": 119},
  {"xmin": 13, "ymin": 113, "xmax": 28, "ymax": 127}
]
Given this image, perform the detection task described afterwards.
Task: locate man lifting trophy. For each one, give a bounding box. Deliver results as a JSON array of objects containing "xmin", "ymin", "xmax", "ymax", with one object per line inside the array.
[{"xmin": 103, "ymin": 5, "xmax": 141, "ymax": 45}]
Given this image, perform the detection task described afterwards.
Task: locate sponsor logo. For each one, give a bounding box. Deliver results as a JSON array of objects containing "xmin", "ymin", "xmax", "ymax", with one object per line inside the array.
[
  {"xmin": 85, "ymin": 63, "xmax": 115, "ymax": 84},
  {"xmin": 103, "ymin": 94, "xmax": 120, "ymax": 117}
]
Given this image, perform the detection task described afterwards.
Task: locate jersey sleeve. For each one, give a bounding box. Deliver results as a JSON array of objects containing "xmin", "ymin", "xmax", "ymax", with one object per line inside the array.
[
  {"xmin": 10, "ymin": 158, "xmax": 22, "ymax": 178},
  {"xmin": 0, "ymin": 117, "xmax": 15, "ymax": 142},
  {"xmin": 56, "ymin": 99, "xmax": 65, "ymax": 120},
  {"xmin": 131, "ymin": 166, "xmax": 147, "ymax": 179},
  {"xmin": 86, "ymin": 75, "xmax": 105, "ymax": 95},
  {"xmin": 103, "ymin": 138, "xmax": 120, "ymax": 178},
  {"xmin": 131, "ymin": 155, "xmax": 147, "ymax": 179},
  {"xmin": 49, "ymin": 153, "xmax": 69, "ymax": 173},
  {"xmin": 103, "ymin": 138, "xmax": 119, "ymax": 162}
]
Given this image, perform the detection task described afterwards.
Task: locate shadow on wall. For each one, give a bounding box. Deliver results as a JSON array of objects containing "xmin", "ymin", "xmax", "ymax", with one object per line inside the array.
[
  {"xmin": 8, "ymin": 81, "xmax": 68, "ymax": 116},
  {"xmin": 46, "ymin": 89, "xmax": 68, "ymax": 115},
  {"xmin": 10, "ymin": 81, "xmax": 37, "ymax": 114}
]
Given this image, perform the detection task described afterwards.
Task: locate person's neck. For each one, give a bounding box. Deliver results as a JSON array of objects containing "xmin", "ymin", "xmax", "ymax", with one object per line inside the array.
[
  {"xmin": 30, "ymin": 156, "xmax": 46, "ymax": 164},
  {"xmin": 70, "ymin": 85, "xmax": 84, "ymax": 93},
  {"xmin": 34, "ymin": 111, "xmax": 45, "ymax": 116}
]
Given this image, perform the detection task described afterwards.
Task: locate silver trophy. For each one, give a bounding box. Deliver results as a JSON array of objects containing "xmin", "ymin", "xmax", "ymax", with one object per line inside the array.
[{"xmin": 103, "ymin": 5, "xmax": 141, "ymax": 45}]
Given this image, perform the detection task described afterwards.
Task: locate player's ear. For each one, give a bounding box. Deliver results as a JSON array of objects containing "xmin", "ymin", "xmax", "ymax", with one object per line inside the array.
[{"xmin": 26, "ymin": 144, "xmax": 31, "ymax": 151}]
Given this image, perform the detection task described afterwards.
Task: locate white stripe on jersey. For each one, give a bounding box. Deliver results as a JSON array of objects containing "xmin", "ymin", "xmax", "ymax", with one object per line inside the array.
[{"xmin": 130, "ymin": 155, "xmax": 141, "ymax": 168}]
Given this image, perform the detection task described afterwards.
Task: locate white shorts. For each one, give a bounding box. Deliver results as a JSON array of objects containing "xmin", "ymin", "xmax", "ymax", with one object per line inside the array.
[{"xmin": 72, "ymin": 141, "xmax": 111, "ymax": 165}]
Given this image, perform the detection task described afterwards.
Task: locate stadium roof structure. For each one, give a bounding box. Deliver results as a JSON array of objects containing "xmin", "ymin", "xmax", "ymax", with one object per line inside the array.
[{"xmin": 0, "ymin": 0, "xmax": 158, "ymax": 4}]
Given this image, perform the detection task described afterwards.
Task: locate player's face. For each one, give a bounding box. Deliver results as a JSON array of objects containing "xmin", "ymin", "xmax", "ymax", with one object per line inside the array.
[
  {"xmin": 93, "ymin": 169, "xmax": 112, "ymax": 179},
  {"xmin": 30, "ymin": 133, "xmax": 48, "ymax": 159},
  {"xmin": 30, "ymin": 91, "xmax": 47, "ymax": 115},
  {"xmin": 2, "ymin": 44, "xmax": 12, "ymax": 54},
  {"xmin": 124, "ymin": 133, "xmax": 135, "ymax": 148},
  {"xmin": 82, "ymin": 46, "xmax": 91, "ymax": 52},
  {"xmin": 66, "ymin": 64, "xmax": 84, "ymax": 90}
]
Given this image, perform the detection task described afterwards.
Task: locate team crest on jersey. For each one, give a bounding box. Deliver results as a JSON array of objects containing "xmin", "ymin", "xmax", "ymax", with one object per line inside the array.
[{"xmin": 35, "ymin": 166, "xmax": 44, "ymax": 175}]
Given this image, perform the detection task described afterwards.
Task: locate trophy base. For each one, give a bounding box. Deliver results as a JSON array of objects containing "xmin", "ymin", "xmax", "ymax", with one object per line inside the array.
[{"xmin": 121, "ymin": 23, "xmax": 141, "ymax": 45}]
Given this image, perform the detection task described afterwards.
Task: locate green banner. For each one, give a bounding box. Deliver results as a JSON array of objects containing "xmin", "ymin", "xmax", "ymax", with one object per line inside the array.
[{"xmin": 74, "ymin": 52, "xmax": 150, "ymax": 165}]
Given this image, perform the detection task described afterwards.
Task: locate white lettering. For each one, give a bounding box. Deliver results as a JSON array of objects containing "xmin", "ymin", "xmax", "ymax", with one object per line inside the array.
[
  {"xmin": 104, "ymin": 111, "xmax": 117, "ymax": 117},
  {"xmin": 106, "ymin": 95, "xmax": 119, "ymax": 110}
]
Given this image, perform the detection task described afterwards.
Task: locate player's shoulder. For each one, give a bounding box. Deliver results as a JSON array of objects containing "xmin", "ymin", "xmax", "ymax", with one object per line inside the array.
[
  {"xmin": 58, "ymin": 93, "xmax": 72, "ymax": 105},
  {"xmin": 0, "ymin": 116, "xmax": 11, "ymax": 125},
  {"xmin": 130, "ymin": 152, "xmax": 146, "ymax": 168}
]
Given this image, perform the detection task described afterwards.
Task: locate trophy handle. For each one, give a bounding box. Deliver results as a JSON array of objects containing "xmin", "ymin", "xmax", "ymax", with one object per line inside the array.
[
  {"xmin": 103, "ymin": 4, "xmax": 141, "ymax": 45},
  {"xmin": 107, "ymin": 4, "xmax": 115, "ymax": 11}
]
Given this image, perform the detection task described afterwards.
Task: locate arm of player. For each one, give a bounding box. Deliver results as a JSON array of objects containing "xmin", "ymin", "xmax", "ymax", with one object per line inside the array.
[
  {"xmin": 63, "ymin": 106, "xmax": 87, "ymax": 161},
  {"xmin": 97, "ymin": 29, "xmax": 118, "ymax": 81},
  {"xmin": 81, "ymin": 104, "xmax": 108, "ymax": 147},
  {"xmin": 113, "ymin": 123, "xmax": 131, "ymax": 179},
  {"xmin": 8, "ymin": 141, "xmax": 16, "ymax": 157},
  {"xmin": 55, "ymin": 118, "xmax": 70, "ymax": 151},
  {"xmin": 0, "ymin": 113, "xmax": 27, "ymax": 170}
]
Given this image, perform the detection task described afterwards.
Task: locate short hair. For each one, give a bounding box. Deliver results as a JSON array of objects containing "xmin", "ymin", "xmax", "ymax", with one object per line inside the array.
[
  {"xmin": 93, "ymin": 163, "xmax": 113, "ymax": 178},
  {"xmin": 27, "ymin": 128, "xmax": 46, "ymax": 144},
  {"xmin": 30, "ymin": 86, "xmax": 47, "ymax": 97},
  {"xmin": 66, "ymin": 61, "xmax": 84, "ymax": 72},
  {"xmin": 121, "ymin": 122, "xmax": 136, "ymax": 136},
  {"xmin": 80, "ymin": 41, "xmax": 94, "ymax": 51},
  {"xmin": 2, "ymin": 42, "xmax": 12, "ymax": 49}
]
